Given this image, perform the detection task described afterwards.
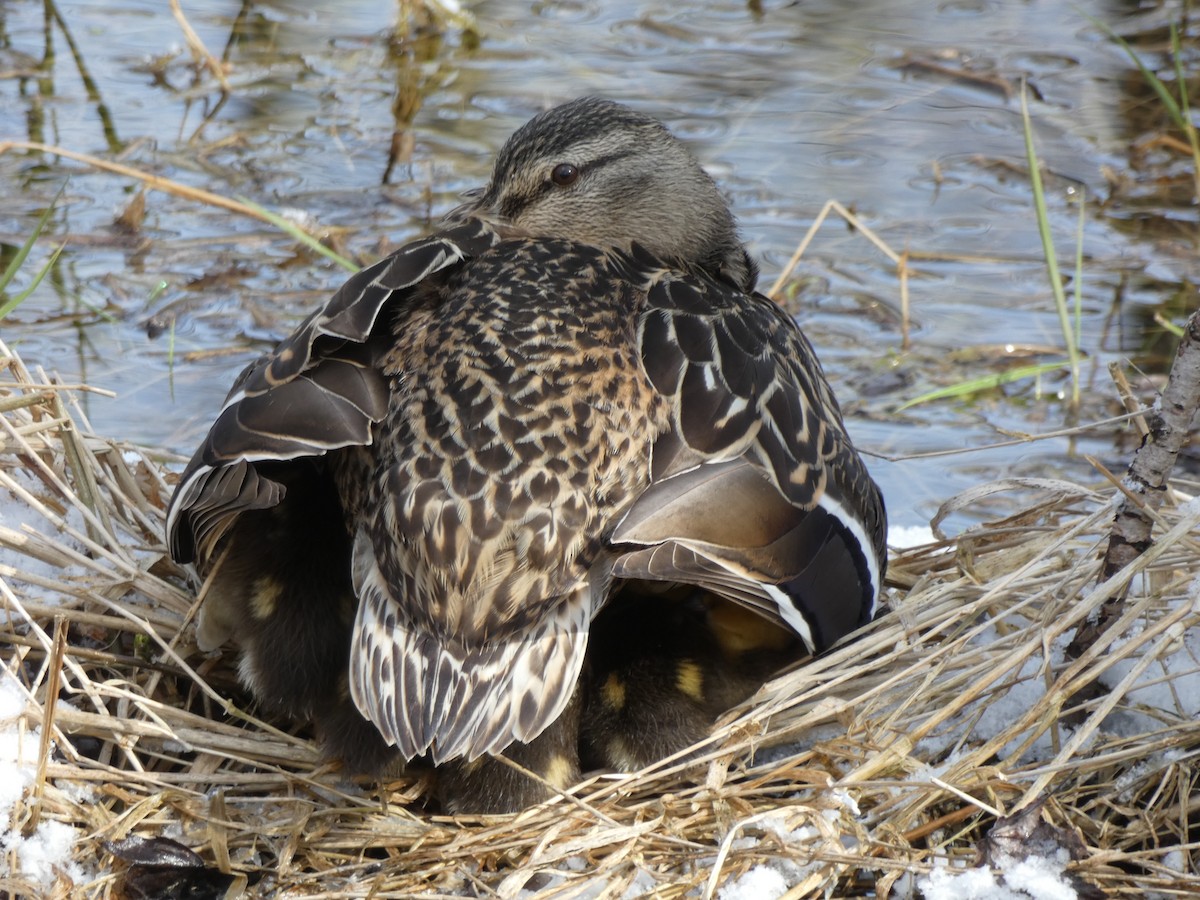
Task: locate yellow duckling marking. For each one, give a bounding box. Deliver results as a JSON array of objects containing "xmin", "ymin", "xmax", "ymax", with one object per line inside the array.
[
  {"xmin": 675, "ymin": 660, "xmax": 704, "ymax": 701},
  {"xmin": 249, "ymin": 576, "xmax": 284, "ymax": 620},
  {"xmin": 707, "ymin": 601, "xmax": 794, "ymax": 656},
  {"xmin": 602, "ymin": 673, "xmax": 626, "ymax": 711},
  {"xmin": 544, "ymin": 754, "xmax": 574, "ymax": 789},
  {"xmin": 606, "ymin": 737, "xmax": 636, "ymax": 770}
]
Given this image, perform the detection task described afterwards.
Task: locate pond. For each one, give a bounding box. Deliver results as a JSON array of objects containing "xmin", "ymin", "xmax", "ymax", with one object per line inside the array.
[{"xmin": 1, "ymin": 0, "xmax": 1197, "ymax": 537}]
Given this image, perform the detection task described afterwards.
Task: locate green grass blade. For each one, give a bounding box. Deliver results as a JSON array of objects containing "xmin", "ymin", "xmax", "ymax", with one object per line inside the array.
[
  {"xmin": 1084, "ymin": 12, "xmax": 1199, "ymax": 198},
  {"xmin": 1153, "ymin": 312, "xmax": 1185, "ymax": 338},
  {"xmin": 1170, "ymin": 26, "xmax": 1194, "ymax": 137},
  {"xmin": 147, "ymin": 280, "xmax": 175, "ymax": 399},
  {"xmin": 1073, "ymin": 187, "xmax": 1085, "ymax": 355},
  {"xmin": 1021, "ymin": 83, "xmax": 1081, "ymax": 407},
  {"xmin": 0, "ymin": 183, "xmax": 66, "ymax": 297},
  {"xmin": 896, "ymin": 360, "xmax": 1076, "ymax": 411},
  {"xmin": 1169, "ymin": 23, "xmax": 1200, "ymax": 194},
  {"xmin": 234, "ymin": 196, "xmax": 360, "ymax": 273},
  {"xmin": 1083, "ymin": 12, "xmax": 1188, "ymax": 130},
  {"xmin": 0, "ymin": 242, "xmax": 66, "ymax": 320}
]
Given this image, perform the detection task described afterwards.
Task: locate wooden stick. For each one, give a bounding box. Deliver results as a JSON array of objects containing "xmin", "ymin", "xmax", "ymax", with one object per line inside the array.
[{"xmin": 1069, "ymin": 307, "xmax": 1200, "ymax": 658}]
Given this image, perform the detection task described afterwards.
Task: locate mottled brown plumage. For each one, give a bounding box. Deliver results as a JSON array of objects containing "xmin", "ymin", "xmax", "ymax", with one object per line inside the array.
[{"xmin": 166, "ymin": 97, "xmax": 887, "ymax": 812}]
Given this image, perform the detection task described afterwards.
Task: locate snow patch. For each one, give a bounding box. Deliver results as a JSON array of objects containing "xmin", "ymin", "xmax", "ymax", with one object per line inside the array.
[
  {"xmin": 0, "ymin": 468, "xmax": 89, "ymax": 608},
  {"xmin": 890, "ymin": 524, "xmax": 938, "ymax": 549},
  {"xmin": 919, "ymin": 854, "xmax": 1081, "ymax": 900},
  {"xmin": 12, "ymin": 820, "xmax": 89, "ymax": 889},
  {"xmin": 0, "ymin": 675, "xmax": 37, "ymax": 824},
  {"xmin": 0, "ymin": 673, "xmax": 92, "ymax": 890},
  {"xmin": 718, "ymin": 864, "xmax": 788, "ymax": 900}
]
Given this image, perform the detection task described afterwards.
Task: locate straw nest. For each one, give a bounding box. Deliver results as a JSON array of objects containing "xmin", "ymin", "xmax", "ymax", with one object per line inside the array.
[{"xmin": 2, "ymin": 336, "xmax": 1198, "ymax": 899}]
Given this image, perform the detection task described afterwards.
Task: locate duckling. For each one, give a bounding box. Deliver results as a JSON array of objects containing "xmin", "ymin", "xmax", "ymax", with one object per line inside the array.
[
  {"xmin": 580, "ymin": 584, "xmax": 802, "ymax": 772},
  {"xmin": 166, "ymin": 96, "xmax": 887, "ymax": 813}
]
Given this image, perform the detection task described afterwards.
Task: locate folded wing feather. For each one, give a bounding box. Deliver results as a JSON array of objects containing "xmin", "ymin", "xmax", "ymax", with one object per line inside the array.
[{"xmin": 612, "ymin": 268, "xmax": 886, "ymax": 653}]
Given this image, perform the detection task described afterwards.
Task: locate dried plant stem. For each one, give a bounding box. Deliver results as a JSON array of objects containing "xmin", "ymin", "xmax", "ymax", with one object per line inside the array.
[
  {"xmin": 766, "ymin": 198, "xmax": 904, "ymax": 300},
  {"xmin": 3, "ymin": 335, "xmax": 1200, "ymax": 895},
  {"xmin": 1069, "ymin": 306, "xmax": 1200, "ymax": 658},
  {"xmin": 169, "ymin": 0, "xmax": 230, "ymax": 92},
  {"xmin": 0, "ymin": 141, "xmax": 266, "ymax": 222}
]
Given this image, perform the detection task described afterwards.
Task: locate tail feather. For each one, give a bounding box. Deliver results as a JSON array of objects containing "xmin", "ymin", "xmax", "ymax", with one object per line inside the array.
[{"xmin": 349, "ymin": 530, "xmax": 588, "ymax": 763}]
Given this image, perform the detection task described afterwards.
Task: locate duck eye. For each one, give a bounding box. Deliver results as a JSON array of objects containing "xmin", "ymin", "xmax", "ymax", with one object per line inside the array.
[{"xmin": 551, "ymin": 163, "xmax": 579, "ymax": 187}]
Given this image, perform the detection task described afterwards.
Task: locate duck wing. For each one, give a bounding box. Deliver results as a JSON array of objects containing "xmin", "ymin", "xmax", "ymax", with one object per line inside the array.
[
  {"xmin": 165, "ymin": 218, "xmax": 503, "ymax": 567},
  {"xmin": 610, "ymin": 259, "xmax": 887, "ymax": 653}
]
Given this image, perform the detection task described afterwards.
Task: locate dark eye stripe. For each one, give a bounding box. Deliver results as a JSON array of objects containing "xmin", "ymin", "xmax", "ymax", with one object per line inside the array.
[{"xmin": 499, "ymin": 149, "xmax": 641, "ymax": 220}]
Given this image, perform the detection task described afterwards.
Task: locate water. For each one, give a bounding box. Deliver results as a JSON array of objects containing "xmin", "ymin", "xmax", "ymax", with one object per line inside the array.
[{"xmin": 1, "ymin": 0, "xmax": 1196, "ymax": 533}]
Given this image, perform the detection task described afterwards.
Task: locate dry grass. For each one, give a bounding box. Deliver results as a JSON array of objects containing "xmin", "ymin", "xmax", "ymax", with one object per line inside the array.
[{"xmin": 2, "ymin": 336, "xmax": 1198, "ymax": 898}]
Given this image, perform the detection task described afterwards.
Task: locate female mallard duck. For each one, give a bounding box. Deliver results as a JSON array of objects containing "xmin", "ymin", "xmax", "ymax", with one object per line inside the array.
[{"xmin": 166, "ymin": 96, "xmax": 887, "ymax": 813}]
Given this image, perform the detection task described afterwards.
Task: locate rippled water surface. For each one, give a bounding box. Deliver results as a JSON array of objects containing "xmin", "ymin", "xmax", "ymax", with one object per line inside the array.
[{"xmin": 1, "ymin": 0, "xmax": 1197, "ymax": 532}]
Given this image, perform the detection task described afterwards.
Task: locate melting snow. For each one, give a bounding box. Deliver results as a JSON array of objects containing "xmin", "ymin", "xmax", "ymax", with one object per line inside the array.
[{"xmin": 0, "ymin": 673, "xmax": 91, "ymax": 890}]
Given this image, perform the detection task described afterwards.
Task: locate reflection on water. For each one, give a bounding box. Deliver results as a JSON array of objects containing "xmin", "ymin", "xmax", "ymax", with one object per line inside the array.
[{"xmin": 0, "ymin": 0, "xmax": 1196, "ymax": 530}]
